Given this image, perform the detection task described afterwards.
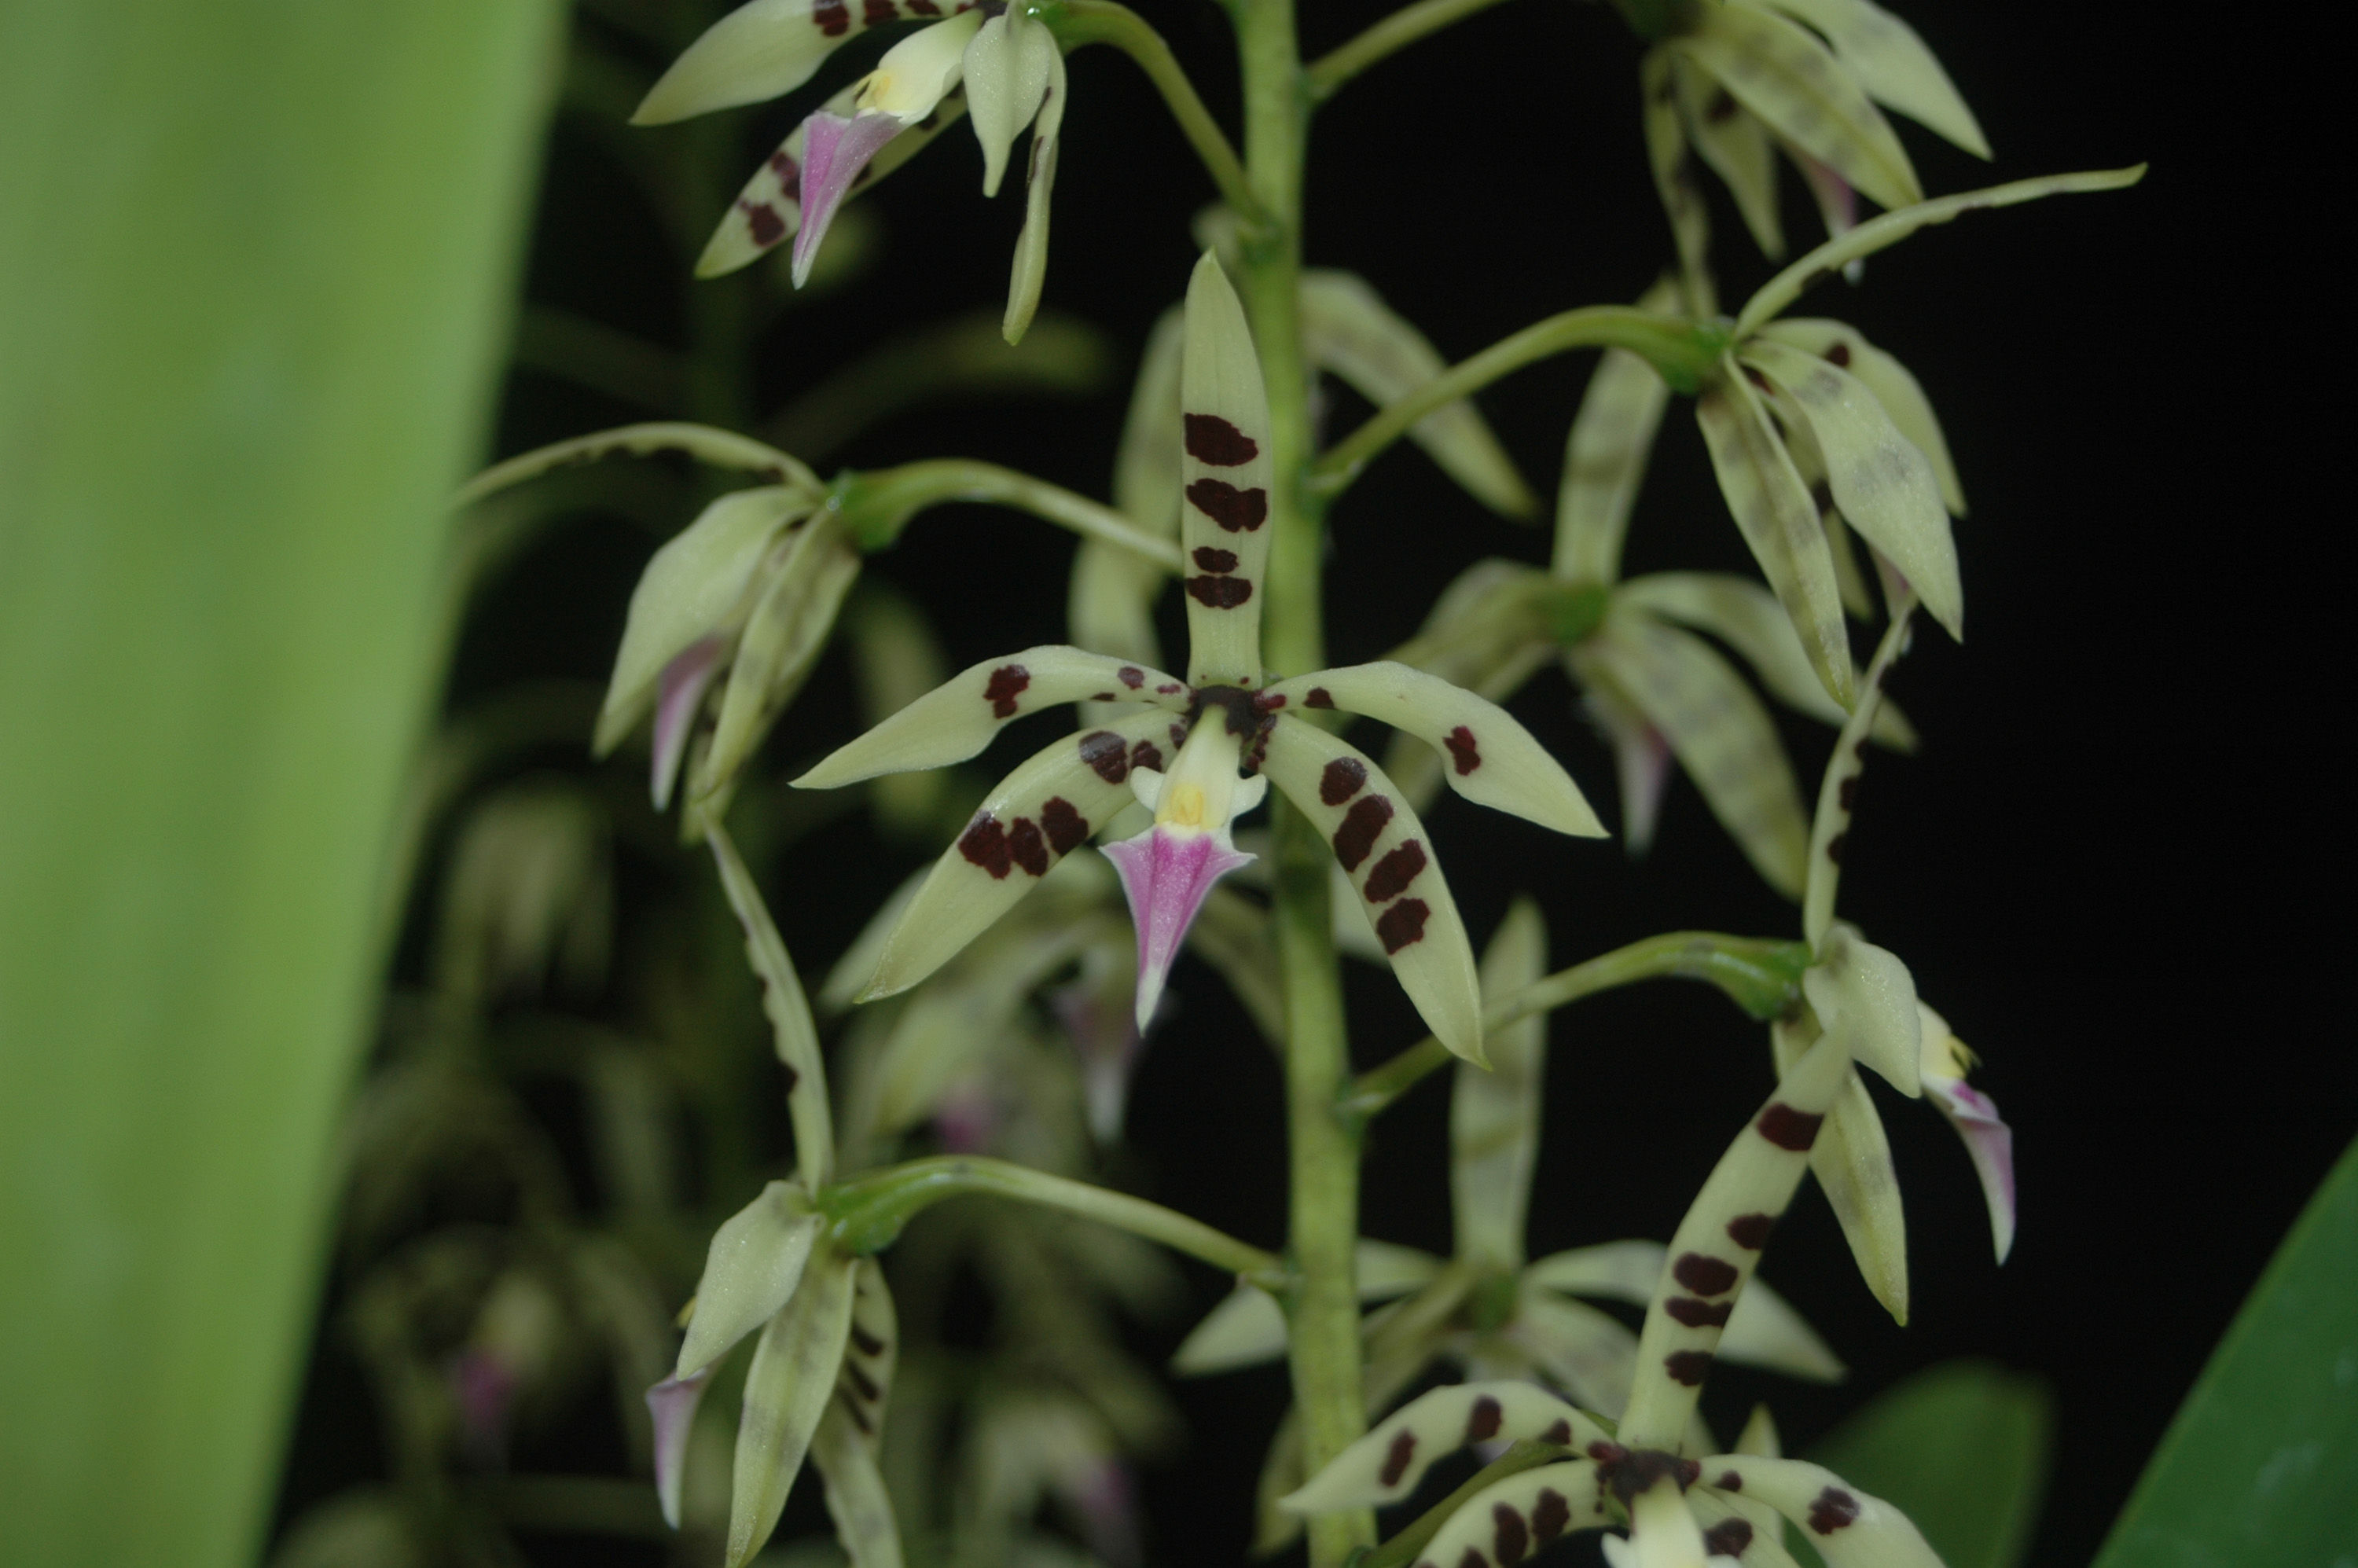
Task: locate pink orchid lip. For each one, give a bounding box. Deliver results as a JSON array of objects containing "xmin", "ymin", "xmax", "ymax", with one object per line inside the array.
[
  {"xmin": 792, "ymin": 110, "xmax": 906, "ymax": 286},
  {"xmin": 652, "ymin": 635, "xmax": 726, "ymax": 810},
  {"xmin": 645, "ymin": 1366, "xmax": 713, "ymax": 1528},
  {"xmin": 1102, "ymin": 826, "xmax": 1254, "ymax": 1031},
  {"xmin": 1930, "ymin": 1078, "xmax": 2015, "ymax": 1263}
]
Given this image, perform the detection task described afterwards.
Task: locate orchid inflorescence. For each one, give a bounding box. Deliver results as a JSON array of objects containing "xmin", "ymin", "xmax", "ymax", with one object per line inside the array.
[{"xmin": 430, "ymin": 0, "xmax": 2145, "ymax": 1562}]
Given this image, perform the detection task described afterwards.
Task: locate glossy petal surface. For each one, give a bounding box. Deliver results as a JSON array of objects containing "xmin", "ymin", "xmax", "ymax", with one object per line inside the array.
[{"xmin": 1704, "ymin": 1457, "xmax": 1943, "ymax": 1568}]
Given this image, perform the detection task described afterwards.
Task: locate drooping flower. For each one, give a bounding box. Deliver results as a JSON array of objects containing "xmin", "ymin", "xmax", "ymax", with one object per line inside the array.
[
  {"xmin": 793, "ymin": 255, "xmax": 1607, "ymax": 1063},
  {"xmin": 637, "ymin": 0, "xmax": 1070, "ymax": 337}
]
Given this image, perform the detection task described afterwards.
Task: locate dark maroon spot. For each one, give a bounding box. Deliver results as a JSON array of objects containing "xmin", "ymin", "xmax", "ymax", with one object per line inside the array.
[
  {"xmin": 1531, "ymin": 1489, "xmax": 1570, "ymax": 1545},
  {"xmin": 1706, "ymin": 90, "xmax": 1739, "ymax": 122},
  {"xmin": 1716, "ymin": 1471, "xmax": 1743, "ymax": 1491},
  {"xmin": 742, "ymin": 200, "xmax": 785, "ymax": 246},
  {"xmin": 907, "ymin": 0, "xmax": 940, "ymax": 11},
  {"xmin": 1702, "ymin": 1518, "xmax": 1754, "ymax": 1557},
  {"xmin": 958, "ymin": 814, "xmax": 1012, "ymax": 878},
  {"xmin": 1825, "ymin": 341, "xmax": 1853, "ymax": 368},
  {"xmin": 769, "ymin": 149, "xmax": 799, "ymax": 182},
  {"xmin": 1363, "ymin": 839, "xmax": 1427, "ymax": 902},
  {"xmin": 1587, "ymin": 1441, "xmax": 1628, "ymax": 1466},
  {"xmin": 1192, "ymin": 685, "xmax": 1262, "ymax": 736},
  {"xmin": 1320, "ymin": 756, "xmax": 1367, "ymax": 806},
  {"xmin": 1006, "ymin": 817, "xmax": 1048, "ymax": 877},
  {"xmin": 1826, "ymin": 829, "xmax": 1847, "ymax": 864},
  {"xmin": 781, "ymin": 1064, "xmax": 799, "ymax": 1096},
  {"xmin": 1541, "ymin": 1419, "xmax": 1571, "ymax": 1445},
  {"xmin": 1809, "ymin": 1487, "xmax": 1861, "ymax": 1534},
  {"xmin": 840, "ymin": 1395, "xmax": 872, "ymax": 1433},
  {"xmin": 1810, "ymin": 479, "xmax": 1835, "ymax": 515},
  {"xmin": 1673, "ymin": 1252, "xmax": 1740, "ymax": 1296},
  {"xmin": 1093, "ymin": 692, "xmax": 1115, "ymax": 702},
  {"xmin": 842, "ymin": 1359, "xmax": 879, "ymax": 1401},
  {"xmin": 1158, "ymin": 682, "xmax": 1185, "ymax": 695},
  {"xmin": 1600, "ymin": 1448, "xmax": 1695, "ymax": 1505},
  {"xmin": 1379, "ymin": 1429, "xmax": 1417, "ymax": 1486},
  {"xmin": 1253, "ymin": 689, "xmax": 1287, "ymax": 711},
  {"xmin": 1332, "ymin": 795, "xmax": 1394, "ymax": 871},
  {"xmin": 814, "ymin": 0, "xmax": 850, "ymax": 32},
  {"xmin": 1118, "ymin": 665, "xmax": 1144, "ymax": 689},
  {"xmin": 849, "ymin": 1326, "xmax": 886, "ymax": 1357},
  {"xmin": 1183, "ymin": 413, "xmax": 1259, "ymax": 466},
  {"xmin": 1129, "ymin": 740, "xmax": 1164, "ymax": 773},
  {"xmin": 1078, "ymin": 730, "xmax": 1129, "ymax": 784},
  {"xmin": 1666, "ymin": 1296, "xmax": 1733, "ymax": 1328},
  {"xmin": 1456, "ymin": 1551, "xmax": 1483, "ymax": 1568},
  {"xmin": 1726, "ymin": 1213, "xmax": 1776, "ymax": 1250},
  {"xmin": 1465, "ymin": 1394, "xmax": 1504, "ymax": 1441},
  {"xmin": 1192, "ymin": 545, "xmax": 1240, "ymax": 572},
  {"xmin": 861, "ymin": 0, "xmax": 894, "ymax": 24},
  {"xmin": 1493, "ymin": 1503, "xmax": 1530, "ymax": 1564},
  {"xmin": 1838, "ymin": 774, "xmax": 1858, "ymax": 811},
  {"xmin": 1185, "ymin": 478, "xmax": 1269, "ymax": 531},
  {"xmin": 1854, "ymin": 734, "xmax": 1872, "ymax": 760},
  {"xmin": 1187, "ymin": 574, "xmax": 1254, "ymax": 608},
  {"xmin": 983, "ymin": 663, "xmax": 1030, "ymax": 718},
  {"xmin": 1041, "ymin": 797, "xmax": 1088, "ymax": 854},
  {"xmin": 1444, "ymin": 725, "xmax": 1481, "ymax": 775},
  {"xmin": 1742, "ymin": 363, "xmax": 1771, "ymax": 391},
  {"xmin": 1376, "ymin": 899, "xmax": 1431, "ymax": 953},
  {"xmin": 1664, "ymin": 1350, "xmax": 1714, "ymax": 1386},
  {"xmin": 1170, "ymin": 722, "xmax": 1189, "ymax": 749},
  {"xmin": 1756, "ymin": 1102, "xmax": 1824, "ymax": 1151},
  {"xmin": 1306, "ymin": 687, "xmax": 1335, "ymax": 708}
]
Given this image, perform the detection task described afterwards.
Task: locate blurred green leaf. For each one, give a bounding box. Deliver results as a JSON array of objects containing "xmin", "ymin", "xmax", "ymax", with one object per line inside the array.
[
  {"xmin": 0, "ymin": 5, "xmax": 563, "ymax": 1566},
  {"xmin": 2092, "ymin": 1133, "xmax": 2358, "ymax": 1568},
  {"xmin": 1796, "ymin": 1360, "xmax": 2053, "ymax": 1568}
]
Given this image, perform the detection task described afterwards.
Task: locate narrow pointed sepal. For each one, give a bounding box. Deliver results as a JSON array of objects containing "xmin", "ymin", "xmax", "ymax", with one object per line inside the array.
[
  {"xmin": 1419, "ymin": 1461, "xmax": 1607, "ymax": 1567},
  {"xmin": 727, "ymin": 1248, "xmax": 858, "ymax": 1568},
  {"xmin": 795, "ymin": 646, "xmax": 1187, "ymax": 788},
  {"xmin": 1754, "ymin": 0, "xmax": 1989, "ymax": 157},
  {"xmin": 1454, "ymin": 899, "xmax": 1548, "ymax": 1268},
  {"xmin": 1757, "ymin": 319, "xmax": 1962, "ymax": 513},
  {"xmin": 810, "ymin": 1258, "xmax": 902, "ymax": 1566},
  {"xmin": 859, "ymin": 710, "xmax": 1179, "ymax": 998},
  {"xmin": 1171, "ymin": 1242, "xmax": 1440, "ymax": 1375},
  {"xmin": 1672, "ymin": 55, "xmax": 1786, "ymax": 259},
  {"xmin": 1526, "ymin": 1241, "xmax": 1844, "ymax": 1385},
  {"xmin": 1103, "ymin": 825, "xmax": 1254, "ymax": 1030},
  {"xmin": 709, "ymin": 824, "xmax": 836, "ymax": 1188},
  {"xmin": 1178, "ymin": 252, "xmax": 1274, "ymax": 686},
  {"xmin": 653, "ymin": 637, "xmax": 727, "ymax": 810},
  {"xmin": 1259, "ymin": 718, "xmax": 1484, "ymax": 1062},
  {"xmin": 696, "ymin": 519, "xmax": 860, "ymax": 804},
  {"xmin": 1001, "ymin": 50, "xmax": 1064, "ymax": 343},
  {"xmin": 963, "ymin": 7, "xmax": 1056, "ymax": 196},
  {"xmin": 632, "ymin": 0, "xmax": 876, "ymax": 125},
  {"xmin": 1553, "ymin": 280, "xmax": 1679, "ymax": 582},
  {"xmin": 677, "ymin": 1180, "xmax": 821, "ymax": 1379},
  {"xmin": 1802, "ymin": 609, "xmax": 1913, "ymax": 946},
  {"xmin": 1700, "ymin": 1457, "xmax": 1944, "ymax": 1568},
  {"xmin": 1280, "ymin": 1382, "xmax": 1611, "ymax": 1514},
  {"xmin": 647, "ymin": 1368, "xmax": 712, "ymax": 1529},
  {"xmin": 1627, "ymin": 1476, "xmax": 1713, "ymax": 1568},
  {"xmin": 1261, "ymin": 663, "xmax": 1605, "ymax": 839},
  {"xmin": 1811, "ymin": 1064, "xmax": 1912, "ymax": 1323},
  {"xmin": 1802, "ymin": 925, "xmax": 1921, "ymax": 1095}
]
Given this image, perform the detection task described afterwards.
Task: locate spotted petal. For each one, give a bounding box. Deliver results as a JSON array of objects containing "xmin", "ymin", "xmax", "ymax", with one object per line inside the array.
[
  {"xmin": 1739, "ymin": 338, "xmax": 1961, "ymax": 640},
  {"xmin": 1552, "ymin": 281, "xmax": 1677, "ymax": 584},
  {"xmin": 809, "ymin": 1259, "xmax": 901, "ymax": 1568},
  {"xmin": 1259, "ymin": 718, "xmax": 1483, "ymax": 1062},
  {"xmin": 1281, "ymin": 1381, "xmax": 1611, "ymax": 1514},
  {"xmin": 1261, "ymin": 663, "xmax": 1604, "ymax": 839},
  {"xmin": 678, "ymin": 1180, "xmax": 821, "ymax": 1379},
  {"xmin": 1418, "ymin": 1460, "xmax": 1607, "ymax": 1568},
  {"xmin": 1178, "ymin": 252, "xmax": 1274, "ymax": 686},
  {"xmin": 1676, "ymin": 2, "xmax": 1921, "ymax": 214},
  {"xmin": 858, "ymin": 710, "xmax": 1180, "ymax": 999},
  {"xmin": 1695, "ymin": 360, "xmax": 1853, "ymax": 710},
  {"xmin": 1699, "ymin": 1458, "xmax": 1942, "ymax": 1568},
  {"xmin": 1757, "ymin": 324, "xmax": 1962, "ymax": 516},
  {"xmin": 1673, "ymin": 56, "xmax": 1785, "ymax": 259},
  {"xmin": 795, "ymin": 646, "xmax": 1187, "ymax": 788},
  {"xmin": 1754, "ymin": 0, "xmax": 1988, "ymax": 157},
  {"xmin": 1455, "ymin": 899, "xmax": 1548, "ymax": 1268},
  {"xmin": 1526, "ymin": 1243, "xmax": 1845, "ymax": 1385},
  {"xmin": 630, "ymin": 0, "xmax": 957, "ymax": 124},
  {"xmin": 1302, "ymin": 269, "xmax": 1537, "ymax": 519},
  {"xmin": 727, "ymin": 1247, "xmax": 857, "ymax": 1568}
]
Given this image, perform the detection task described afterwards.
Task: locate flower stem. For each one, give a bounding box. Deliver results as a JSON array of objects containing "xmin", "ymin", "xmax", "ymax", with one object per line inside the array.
[
  {"xmin": 1303, "ymin": 0, "xmax": 1525, "ymax": 102},
  {"xmin": 1045, "ymin": 0, "xmax": 1268, "ymax": 230},
  {"xmin": 1309, "ymin": 307, "xmax": 1724, "ymax": 500},
  {"xmin": 1344, "ymin": 932, "xmax": 1813, "ymax": 1118},
  {"xmin": 819, "ymin": 1155, "xmax": 1286, "ymax": 1284},
  {"xmin": 834, "ymin": 457, "xmax": 1184, "ymax": 567}
]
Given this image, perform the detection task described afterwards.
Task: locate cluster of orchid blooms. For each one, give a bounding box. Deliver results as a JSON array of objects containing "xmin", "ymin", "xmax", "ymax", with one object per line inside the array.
[{"xmin": 449, "ymin": 0, "xmax": 2141, "ymax": 1561}]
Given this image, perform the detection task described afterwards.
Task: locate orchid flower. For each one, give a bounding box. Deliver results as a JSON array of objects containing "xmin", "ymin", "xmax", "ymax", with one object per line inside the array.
[
  {"xmin": 635, "ymin": 0, "xmax": 1069, "ymax": 338},
  {"xmin": 794, "ymin": 254, "xmax": 1606, "ymax": 1063}
]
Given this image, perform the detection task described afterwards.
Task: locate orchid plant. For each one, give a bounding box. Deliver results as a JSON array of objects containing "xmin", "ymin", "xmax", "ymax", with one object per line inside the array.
[{"xmin": 328, "ymin": 0, "xmax": 2147, "ymax": 1562}]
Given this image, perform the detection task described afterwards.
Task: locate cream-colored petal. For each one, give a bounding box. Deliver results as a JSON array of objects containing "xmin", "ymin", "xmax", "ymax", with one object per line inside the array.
[
  {"xmin": 1629, "ymin": 1475, "xmax": 1711, "ymax": 1568},
  {"xmin": 1802, "ymin": 925, "xmax": 1921, "ymax": 1095},
  {"xmin": 795, "ymin": 645, "xmax": 1187, "ymax": 788},
  {"xmin": 1280, "ymin": 1381, "xmax": 1611, "ymax": 1514},
  {"xmin": 1677, "ymin": 3, "xmax": 1921, "ymax": 214},
  {"xmin": 1001, "ymin": 46, "xmax": 1064, "ymax": 344},
  {"xmin": 1756, "ymin": 318, "xmax": 1963, "ymax": 515},
  {"xmin": 1261, "ymin": 662, "xmax": 1604, "ymax": 839},
  {"xmin": 1553, "ymin": 277, "xmax": 1679, "ymax": 585},
  {"xmin": 1178, "ymin": 252, "xmax": 1274, "ymax": 685},
  {"xmin": 1416, "ymin": 1460, "xmax": 1607, "ymax": 1568},
  {"xmin": 709, "ymin": 824, "xmax": 835, "ymax": 1188},
  {"xmin": 964, "ymin": 9, "xmax": 1056, "ymax": 196},
  {"xmin": 1776, "ymin": 1017, "xmax": 1909, "ymax": 1322},
  {"xmin": 1525, "ymin": 1243, "xmax": 1842, "ymax": 1386},
  {"xmin": 678, "ymin": 1181, "xmax": 821, "ymax": 1379},
  {"xmin": 1754, "ymin": 0, "xmax": 1989, "ymax": 157},
  {"xmin": 632, "ymin": 0, "xmax": 913, "ymax": 124},
  {"xmin": 1454, "ymin": 898, "xmax": 1548, "ymax": 1268},
  {"xmin": 1673, "ymin": 57, "xmax": 1786, "ymax": 258},
  {"xmin": 1701, "ymin": 1456, "xmax": 1944, "ymax": 1568},
  {"xmin": 1302, "ymin": 270, "xmax": 1537, "ymax": 519},
  {"xmin": 859, "ymin": 711, "xmax": 1180, "ymax": 999},
  {"xmin": 1617, "ymin": 572, "xmax": 1912, "ymax": 745},
  {"xmin": 858, "ymin": 10, "xmax": 983, "ymax": 121},
  {"xmin": 696, "ymin": 520, "xmax": 860, "ymax": 802},
  {"xmin": 1259, "ymin": 718, "xmax": 1484, "ymax": 1062},
  {"xmin": 726, "ymin": 1247, "xmax": 857, "ymax": 1568}
]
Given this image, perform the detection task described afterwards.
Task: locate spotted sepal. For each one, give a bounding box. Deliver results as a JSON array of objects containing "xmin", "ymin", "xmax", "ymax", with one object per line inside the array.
[
  {"xmin": 597, "ymin": 487, "xmax": 818, "ymax": 755},
  {"xmin": 1639, "ymin": 49, "xmax": 1717, "ymax": 318},
  {"xmin": 1686, "ymin": 1484, "xmax": 1804, "ymax": 1566},
  {"xmin": 709, "ymin": 824, "xmax": 836, "ymax": 1188},
  {"xmin": 1524, "ymin": 1242, "xmax": 1845, "ymax": 1385},
  {"xmin": 858, "ymin": 709, "xmax": 1179, "ymax": 999},
  {"xmin": 1580, "ymin": 610, "xmax": 1809, "ymax": 899},
  {"xmin": 1455, "ymin": 900, "xmax": 1548, "ymax": 1269},
  {"xmin": 696, "ymin": 81, "xmax": 968, "ymax": 279},
  {"xmin": 1280, "ymin": 1382, "xmax": 1611, "ymax": 1515},
  {"xmin": 631, "ymin": 0, "xmax": 974, "ymax": 125},
  {"xmin": 1738, "ymin": 339, "xmax": 1960, "ymax": 641},
  {"xmin": 1674, "ymin": 2, "xmax": 1922, "ymax": 215},
  {"xmin": 1001, "ymin": 41, "xmax": 1065, "ymax": 343},
  {"xmin": 698, "ymin": 517, "xmax": 861, "ymax": 802},
  {"xmin": 1753, "ymin": 0, "xmax": 1986, "ymax": 157},
  {"xmin": 1699, "ymin": 1458, "xmax": 1942, "ymax": 1568},
  {"xmin": 1170, "ymin": 1239, "xmax": 1443, "ymax": 1376},
  {"xmin": 1624, "ymin": 1474, "xmax": 1716, "ymax": 1568},
  {"xmin": 808, "ymin": 1259, "xmax": 901, "ymax": 1568},
  {"xmin": 1177, "ymin": 252, "xmax": 1274, "ymax": 686},
  {"xmin": 1672, "ymin": 53, "xmax": 1786, "ymax": 259},
  {"xmin": 1415, "ymin": 1460, "xmax": 1608, "ymax": 1568},
  {"xmin": 1258, "ymin": 718, "xmax": 1483, "ymax": 1063},
  {"xmin": 1803, "ymin": 608, "xmax": 1913, "ymax": 948},
  {"xmin": 1261, "ymin": 663, "xmax": 1605, "ymax": 839},
  {"xmin": 727, "ymin": 1245, "xmax": 858, "ymax": 1568},
  {"xmin": 1754, "ymin": 320, "xmax": 1963, "ymax": 516},
  {"xmin": 1619, "ymin": 1030, "xmax": 1855, "ymax": 1448},
  {"xmin": 1301, "ymin": 270, "xmax": 1537, "ymax": 520},
  {"xmin": 794, "ymin": 646, "xmax": 1188, "ymax": 789},
  {"xmin": 1553, "ymin": 282, "xmax": 1678, "ymax": 585},
  {"xmin": 676, "ymin": 1181, "xmax": 822, "ymax": 1380}
]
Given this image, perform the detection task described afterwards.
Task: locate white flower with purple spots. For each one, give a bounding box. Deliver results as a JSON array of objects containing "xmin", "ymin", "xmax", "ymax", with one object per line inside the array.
[{"xmin": 795, "ymin": 255, "xmax": 1605, "ymax": 1063}]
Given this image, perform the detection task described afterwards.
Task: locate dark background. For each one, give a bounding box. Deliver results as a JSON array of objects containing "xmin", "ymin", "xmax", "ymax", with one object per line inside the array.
[{"xmin": 289, "ymin": 2, "xmax": 2345, "ymax": 1563}]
